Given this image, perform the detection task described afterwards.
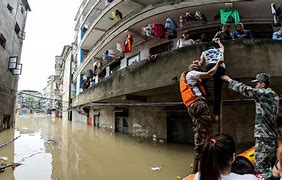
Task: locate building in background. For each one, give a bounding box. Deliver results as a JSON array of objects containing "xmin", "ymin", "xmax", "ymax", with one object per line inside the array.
[
  {"xmin": 42, "ymin": 75, "xmax": 59, "ymax": 115},
  {"xmin": 0, "ymin": 0, "xmax": 30, "ymax": 131},
  {"xmin": 56, "ymin": 45, "xmax": 73, "ymax": 120},
  {"xmin": 16, "ymin": 90, "xmax": 44, "ymax": 114}
]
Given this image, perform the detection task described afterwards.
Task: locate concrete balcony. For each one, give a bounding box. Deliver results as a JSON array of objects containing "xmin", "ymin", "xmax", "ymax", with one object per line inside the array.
[
  {"xmin": 73, "ymin": 0, "xmax": 279, "ymax": 82},
  {"xmin": 72, "ymin": 39, "xmax": 282, "ymax": 107}
]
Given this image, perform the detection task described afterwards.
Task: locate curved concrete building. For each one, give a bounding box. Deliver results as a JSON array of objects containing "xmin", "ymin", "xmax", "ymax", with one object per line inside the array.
[
  {"xmin": 0, "ymin": 0, "xmax": 30, "ymax": 131},
  {"xmin": 71, "ymin": 0, "xmax": 282, "ymax": 144}
]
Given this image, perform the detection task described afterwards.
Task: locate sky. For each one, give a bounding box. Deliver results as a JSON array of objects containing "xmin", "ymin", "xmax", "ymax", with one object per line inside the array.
[{"xmin": 18, "ymin": 0, "xmax": 81, "ymax": 92}]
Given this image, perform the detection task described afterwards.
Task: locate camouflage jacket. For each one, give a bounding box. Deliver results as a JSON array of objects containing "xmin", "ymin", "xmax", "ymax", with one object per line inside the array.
[{"xmin": 228, "ymin": 80, "xmax": 279, "ymax": 138}]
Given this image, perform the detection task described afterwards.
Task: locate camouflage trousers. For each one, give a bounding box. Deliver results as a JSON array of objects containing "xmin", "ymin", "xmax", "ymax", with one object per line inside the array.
[
  {"xmin": 255, "ymin": 137, "xmax": 277, "ymax": 179},
  {"xmin": 188, "ymin": 100, "xmax": 212, "ymax": 161}
]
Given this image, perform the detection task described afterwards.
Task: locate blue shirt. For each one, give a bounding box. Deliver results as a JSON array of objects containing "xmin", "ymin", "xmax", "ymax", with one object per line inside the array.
[
  {"xmin": 233, "ymin": 30, "xmax": 252, "ymax": 39},
  {"xmin": 272, "ymin": 31, "xmax": 282, "ymax": 40}
]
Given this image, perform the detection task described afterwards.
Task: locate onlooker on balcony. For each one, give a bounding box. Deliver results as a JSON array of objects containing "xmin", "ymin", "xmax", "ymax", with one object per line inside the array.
[
  {"xmin": 176, "ymin": 31, "xmax": 195, "ymax": 48},
  {"xmin": 195, "ymin": 32, "xmax": 208, "ymax": 45},
  {"xmin": 213, "ymin": 23, "xmax": 232, "ymax": 41},
  {"xmin": 273, "ymin": 27, "xmax": 282, "ymax": 40},
  {"xmin": 87, "ymin": 69, "xmax": 94, "ymax": 87},
  {"xmin": 233, "ymin": 23, "xmax": 252, "ymax": 39}
]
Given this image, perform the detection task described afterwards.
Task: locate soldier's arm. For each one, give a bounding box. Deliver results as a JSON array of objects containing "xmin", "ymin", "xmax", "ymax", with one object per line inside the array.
[{"xmin": 222, "ymin": 75, "xmax": 262, "ymax": 100}]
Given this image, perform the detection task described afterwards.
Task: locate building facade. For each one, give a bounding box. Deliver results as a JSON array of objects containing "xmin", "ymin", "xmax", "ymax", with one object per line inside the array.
[
  {"xmin": 0, "ymin": 0, "xmax": 30, "ymax": 131},
  {"xmin": 42, "ymin": 75, "xmax": 60, "ymax": 114},
  {"xmin": 56, "ymin": 45, "xmax": 73, "ymax": 121},
  {"xmin": 68, "ymin": 0, "xmax": 282, "ymax": 145}
]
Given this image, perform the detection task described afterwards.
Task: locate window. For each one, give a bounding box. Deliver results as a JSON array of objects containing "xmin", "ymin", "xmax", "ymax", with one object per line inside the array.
[
  {"xmin": 0, "ymin": 34, "xmax": 6, "ymax": 49},
  {"xmin": 7, "ymin": 3, "xmax": 13, "ymax": 13},
  {"xmin": 110, "ymin": 60, "xmax": 120, "ymax": 74},
  {"xmin": 127, "ymin": 53, "xmax": 140, "ymax": 66},
  {"xmin": 15, "ymin": 23, "xmax": 20, "ymax": 35},
  {"xmin": 149, "ymin": 41, "xmax": 172, "ymax": 55}
]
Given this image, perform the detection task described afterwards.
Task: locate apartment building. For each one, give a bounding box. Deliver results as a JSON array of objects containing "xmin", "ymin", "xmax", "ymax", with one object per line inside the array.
[
  {"xmin": 69, "ymin": 0, "xmax": 282, "ymax": 144},
  {"xmin": 0, "ymin": 0, "xmax": 30, "ymax": 131}
]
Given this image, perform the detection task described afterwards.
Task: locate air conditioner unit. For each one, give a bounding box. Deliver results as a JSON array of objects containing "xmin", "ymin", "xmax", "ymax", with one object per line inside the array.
[{"xmin": 18, "ymin": 31, "xmax": 26, "ymax": 40}]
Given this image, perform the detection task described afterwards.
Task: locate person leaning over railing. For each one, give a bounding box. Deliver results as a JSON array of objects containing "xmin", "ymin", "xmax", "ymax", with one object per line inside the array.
[{"xmin": 273, "ymin": 27, "xmax": 282, "ymax": 40}]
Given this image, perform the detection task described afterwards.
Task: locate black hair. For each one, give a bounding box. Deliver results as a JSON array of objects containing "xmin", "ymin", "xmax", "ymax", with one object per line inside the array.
[
  {"xmin": 231, "ymin": 156, "xmax": 254, "ymax": 174},
  {"xmin": 199, "ymin": 134, "xmax": 236, "ymax": 180}
]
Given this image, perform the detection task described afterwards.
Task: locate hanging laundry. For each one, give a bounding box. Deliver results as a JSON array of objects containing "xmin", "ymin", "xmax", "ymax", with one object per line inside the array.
[
  {"xmin": 123, "ymin": 34, "xmax": 133, "ymax": 53},
  {"xmin": 102, "ymin": 50, "xmax": 112, "ymax": 62},
  {"xmin": 107, "ymin": 49, "xmax": 115, "ymax": 57},
  {"xmin": 116, "ymin": 42, "xmax": 123, "ymax": 52},
  {"xmin": 152, "ymin": 23, "xmax": 165, "ymax": 38},
  {"xmin": 165, "ymin": 17, "xmax": 177, "ymax": 32},
  {"xmin": 112, "ymin": 10, "xmax": 122, "ymax": 20},
  {"xmin": 195, "ymin": 11, "xmax": 207, "ymax": 23},
  {"xmin": 179, "ymin": 11, "xmax": 207, "ymax": 28},
  {"xmin": 165, "ymin": 18, "xmax": 178, "ymax": 39},
  {"xmin": 219, "ymin": 7, "xmax": 240, "ymax": 24},
  {"xmin": 271, "ymin": 3, "xmax": 281, "ymax": 27},
  {"xmin": 105, "ymin": 0, "xmax": 113, "ymax": 6},
  {"xmin": 142, "ymin": 24, "xmax": 154, "ymax": 37}
]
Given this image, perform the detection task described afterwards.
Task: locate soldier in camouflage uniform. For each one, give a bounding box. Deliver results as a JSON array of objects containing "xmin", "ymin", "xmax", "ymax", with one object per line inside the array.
[
  {"xmin": 222, "ymin": 73, "xmax": 279, "ymax": 179},
  {"xmin": 180, "ymin": 60, "xmax": 223, "ymax": 173}
]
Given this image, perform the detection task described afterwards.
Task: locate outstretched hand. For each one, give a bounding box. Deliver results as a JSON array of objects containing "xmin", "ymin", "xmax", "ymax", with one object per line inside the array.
[
  {"xmin": 213, "ymin": 38, "xmax": 220, "ymax": 43},
  {"xmin": 216, "ymin": 60, "xmax": 224, "ymax": 65},
  {"xmin": 221, "ymin": 75, "xmax": 232, "ymax": 82}
]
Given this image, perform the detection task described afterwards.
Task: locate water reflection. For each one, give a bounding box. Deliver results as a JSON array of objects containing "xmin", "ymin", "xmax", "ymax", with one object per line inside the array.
[{"xmin": 0, "ymin": 115, "xmax": 194, "ymax": 180}]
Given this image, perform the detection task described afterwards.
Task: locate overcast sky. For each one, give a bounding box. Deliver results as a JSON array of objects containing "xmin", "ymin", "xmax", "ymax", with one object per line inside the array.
[{"xmin": 18, "ymin": 0, "xmax": 81, "ymax": 92}]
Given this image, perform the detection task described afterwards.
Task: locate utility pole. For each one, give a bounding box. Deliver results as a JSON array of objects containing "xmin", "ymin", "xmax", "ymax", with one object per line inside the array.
[{"xmin": 68, "ymin": 45, "xmax": 73, "ymax": 121}]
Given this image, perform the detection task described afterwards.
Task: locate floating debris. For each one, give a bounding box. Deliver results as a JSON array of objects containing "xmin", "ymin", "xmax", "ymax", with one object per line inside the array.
[
  {"xmin": 45, "ymin": 138, "xmax": 57, "ymax": 145},
  {"xmin": 0, "ymin": 162, "xmax": 22, "ymax": 173},
  {"xmin": 0, "ymin": 136, "xmax": 21, "ymax": 149},
  {"xmin": 151, "ymin": 166, "xmax": 160, "ymax": 171},
  {"xmin": 0, "ymin": 157, "xmax": 8, "ymax": 161}
]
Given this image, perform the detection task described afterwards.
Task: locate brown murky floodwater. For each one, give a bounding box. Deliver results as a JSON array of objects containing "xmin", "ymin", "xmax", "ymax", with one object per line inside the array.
[{"xmin": 0, "ymin": 115, "xmax": 194, "ymax": 180}]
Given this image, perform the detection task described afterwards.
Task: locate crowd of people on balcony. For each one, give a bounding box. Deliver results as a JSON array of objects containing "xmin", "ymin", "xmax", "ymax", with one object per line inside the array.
[{"xmin": 79, "ymin": 0, "xmax": 282, "ymax": 93}]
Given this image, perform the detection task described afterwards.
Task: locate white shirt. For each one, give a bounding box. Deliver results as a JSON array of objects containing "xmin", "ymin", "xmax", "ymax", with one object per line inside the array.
[
  {"xmin": 177, "ymin": 38, "xmax": 195, "ymax": 48},
  {"xmin": 194, "ymin": 172, "xmax": 258, "ymax": 180},
  {"xmin": 185, "ymin": 70, "xmax": 205, "ymax": 97}
]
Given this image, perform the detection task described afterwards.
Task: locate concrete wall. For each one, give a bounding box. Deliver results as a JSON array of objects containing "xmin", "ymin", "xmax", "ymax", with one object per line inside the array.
[
  {"xmin": 99, "ymin": 107, "xmax": 115, "ymax": 131},
  {"xmin": 221, "ymin": 104, "xmax": 255, "ymax": 145},
  {"xmin": 129, "ymin": 107, "xmax": 167, "ymax": 140},
  {"xmin": 72, "ymin": 111, "xmax": 87, "ymax": 124}
]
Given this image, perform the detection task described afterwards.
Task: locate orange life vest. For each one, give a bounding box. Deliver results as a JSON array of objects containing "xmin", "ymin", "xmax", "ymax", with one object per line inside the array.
[
  {"xmin": 179, "ymin": 72, "xmax": 206, "ymax": 108},
  {"xmin": 182, "ymin": 174, "xmax": 195, "ymax": 180}
]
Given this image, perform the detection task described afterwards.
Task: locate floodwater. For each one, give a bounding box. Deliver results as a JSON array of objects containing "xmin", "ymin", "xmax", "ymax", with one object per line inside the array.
[{"xmin": 0, "ymin": 115, "xmax": 194, "ymax": 180}]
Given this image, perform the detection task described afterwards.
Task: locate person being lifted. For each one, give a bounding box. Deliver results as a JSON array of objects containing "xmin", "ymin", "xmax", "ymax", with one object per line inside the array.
[
  {"xmin": 198, "ymin": 38, "xmax": 226, "ymax": 122},
  {"xmin": 179, "ymin": 59, "xmax": 223, "ymax": 173}
]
